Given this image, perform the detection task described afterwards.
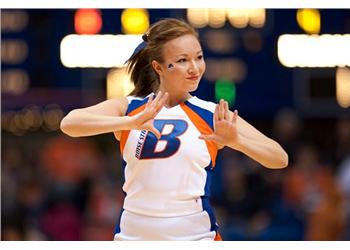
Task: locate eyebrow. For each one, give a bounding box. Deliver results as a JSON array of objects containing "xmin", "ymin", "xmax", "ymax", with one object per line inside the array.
[{"xmin": 177, "ymin": 50, "xmax": 203, "ymax": 57}]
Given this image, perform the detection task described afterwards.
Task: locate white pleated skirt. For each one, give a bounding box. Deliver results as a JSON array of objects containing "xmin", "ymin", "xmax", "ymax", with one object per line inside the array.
[{"xmin": 114, "ymin": 209, "xmax": 216, "ymax": 241}]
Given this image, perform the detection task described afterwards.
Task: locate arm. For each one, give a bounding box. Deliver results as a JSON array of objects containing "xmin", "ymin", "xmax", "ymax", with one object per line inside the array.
[
  {"xmin": 199, "ymin": 100, "xmax": 288, "ymax": 169},
  {"xmin": 60, "ymin": 97, "xmax": 130, "ymax": 137},
  {"xmin": 230, "ymin": 115, "xmax": 288, "ymax": 169},
  {"xmin": 60, "ymin": 92, "xmax": 168, "ymax": 138}
]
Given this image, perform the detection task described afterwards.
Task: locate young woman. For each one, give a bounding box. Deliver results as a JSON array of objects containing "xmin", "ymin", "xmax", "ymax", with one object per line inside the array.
[{"xmin": 60, "ymin": 18, "xmax": 288, "ymax": 240}]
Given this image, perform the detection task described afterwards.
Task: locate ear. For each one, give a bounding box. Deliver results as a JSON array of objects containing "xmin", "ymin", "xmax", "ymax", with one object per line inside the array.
[{"xmin": 151, "ymin": 60, "xmax": 163, "ymax": 75}]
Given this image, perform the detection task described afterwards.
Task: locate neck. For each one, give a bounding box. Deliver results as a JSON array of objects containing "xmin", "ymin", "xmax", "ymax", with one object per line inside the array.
[{"xmin": 157, "ymin": 84, "xmax": 192, "ymax": 108}]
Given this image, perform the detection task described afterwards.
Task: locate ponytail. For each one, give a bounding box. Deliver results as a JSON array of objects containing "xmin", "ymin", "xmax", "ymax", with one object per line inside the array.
[{"xmin": 127, "ymin": 46, "xmax": 159, "ymax": 97}]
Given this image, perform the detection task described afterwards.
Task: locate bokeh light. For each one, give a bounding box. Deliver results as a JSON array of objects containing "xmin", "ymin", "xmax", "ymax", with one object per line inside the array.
[
  {"xmin": 74, "ymin": 9, "xmax": 102, "ymax": 34},
  {"xmin": 121, "ymin": 9, "xmax": 149, "ymax": 34}
]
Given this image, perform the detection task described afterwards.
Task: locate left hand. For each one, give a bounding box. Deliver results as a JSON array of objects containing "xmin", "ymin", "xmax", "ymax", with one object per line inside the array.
[{"xmin": 199, "ymin": 99, "xmax": 239, "ymax": 148}]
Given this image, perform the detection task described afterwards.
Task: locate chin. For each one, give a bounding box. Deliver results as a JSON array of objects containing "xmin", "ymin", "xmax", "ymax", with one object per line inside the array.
[
  {"xmin": 187, "ymin": 81, "xmax": 200, "ymax": 92},
  {"xmin": 188, "ymin": 84, "xmax": 199, "ymax": 92}
]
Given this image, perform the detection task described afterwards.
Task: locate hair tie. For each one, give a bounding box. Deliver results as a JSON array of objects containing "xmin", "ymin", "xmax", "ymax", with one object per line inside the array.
[{"xmin": 142, "ymin": 33, "xmax": 149, "ymax": 42}]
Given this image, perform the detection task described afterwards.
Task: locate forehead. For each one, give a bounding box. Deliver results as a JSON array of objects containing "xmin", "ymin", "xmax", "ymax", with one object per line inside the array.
[{"xmin": 162, "ymin": 34, "xmax": 202, "ymax": 57}]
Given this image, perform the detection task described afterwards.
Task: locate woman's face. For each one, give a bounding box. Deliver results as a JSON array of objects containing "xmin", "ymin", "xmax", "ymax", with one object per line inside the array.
[{"xmin": 153, "ymin": 34, "xmax": 206, "ymax": 93}]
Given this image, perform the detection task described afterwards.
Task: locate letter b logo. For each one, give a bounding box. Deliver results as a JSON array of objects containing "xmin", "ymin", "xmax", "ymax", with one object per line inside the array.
[{"xmin": 139, "ymin": 119, "xmax": 188, "ymax": 159}]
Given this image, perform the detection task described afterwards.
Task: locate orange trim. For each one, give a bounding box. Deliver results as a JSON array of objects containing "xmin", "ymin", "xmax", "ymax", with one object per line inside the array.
[
  {"xmin": 128, "ymin": 103, "xmax": 147, "ymax": 117},
  {"xmin": 180, "ymin": 103, "xmax": 218, "ymax": 167},
  {"xmin": 120, "ymin": 130, "xmax": 130, "ymax": 154},
  {"xmin": 120, "ymin": 103, "xmax": 147, "ymax": 154},
  {"xmin": 214, "ymin": 232, "xmax": 223, "ymax": 241}
]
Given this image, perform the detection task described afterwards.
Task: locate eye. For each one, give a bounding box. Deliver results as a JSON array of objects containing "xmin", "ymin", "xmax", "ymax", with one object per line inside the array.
[
  {"xmin": 177, "ymin": 58, "xmax": 186, "ymax": 63},
  {"xmin": 197, "ymin": 55, "xmax": 203, "ymax": 60}
]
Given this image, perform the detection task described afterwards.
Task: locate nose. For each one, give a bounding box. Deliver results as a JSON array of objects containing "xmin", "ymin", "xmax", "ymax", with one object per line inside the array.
[{"xmin": 188, "ymin": 60, "xmax": 199, "ymax": 75}]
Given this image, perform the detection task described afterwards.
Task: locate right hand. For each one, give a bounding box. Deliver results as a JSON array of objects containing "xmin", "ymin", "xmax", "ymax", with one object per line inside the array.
[{"xmin": 129, "ymin": 91, "xmax": 168, "ymax": 139}]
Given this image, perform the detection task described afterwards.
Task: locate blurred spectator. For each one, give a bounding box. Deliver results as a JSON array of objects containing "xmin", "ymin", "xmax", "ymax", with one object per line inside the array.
[
  {"xmin": 335, "ymin": 116, "xmax": 350, "ymax": 164},
  {"xmin": 80, "ymin": 179, "xmax": 123, "ymax": 240},
  {"xmin": 273, "ymin": 108, "xmax": 303, "ymax": 164},
  {"xmin": 40, "ymin": 135, "xmax": 104, "ymax": 185},
  {"xmin": 283, "ymin": 143, "xmax": 345, "ymax": 240},
  {"xmin": 215, "ymin": 149, "xmax": 273, "ymax": 240},
  {"xmin": 337, "ymin": 156, "xmax": 350, "ymax": 240},
  {"xmin": 39, "ymin": 202, "xmax": 81, "ymax": 240},
  {"xmin": 2, "ymin": 114, "xmax": 349, "ymax": 240}
]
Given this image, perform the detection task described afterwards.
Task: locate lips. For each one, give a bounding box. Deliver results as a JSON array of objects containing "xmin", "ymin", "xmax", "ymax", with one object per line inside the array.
[{"xmin": 186, "ymin": 76, "xmax": 199, "ymax": 80}]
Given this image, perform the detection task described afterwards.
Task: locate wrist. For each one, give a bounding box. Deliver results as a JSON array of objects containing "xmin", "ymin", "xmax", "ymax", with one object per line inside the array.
[
  {"xmin": 227, "ymin": 134, "xmax": 244, "ymax": 151},
  {"xmin": 114, "ymin": 116, "xmax": 134, "ymax": 131},
  {"xmin": 124, "ymin": 116, "xmax": 137, "ymax": 130}
]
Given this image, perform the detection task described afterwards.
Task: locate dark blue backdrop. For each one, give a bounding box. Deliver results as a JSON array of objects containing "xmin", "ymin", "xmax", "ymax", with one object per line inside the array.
[{"xmin": 2, "ymin": 9, "xmax": 350, "ymax": 118}]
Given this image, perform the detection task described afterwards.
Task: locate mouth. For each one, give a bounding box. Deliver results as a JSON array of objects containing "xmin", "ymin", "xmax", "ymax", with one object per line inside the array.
[{"xmin": 186, "ymin": 76, "xmax": 199, "ymax": 81}]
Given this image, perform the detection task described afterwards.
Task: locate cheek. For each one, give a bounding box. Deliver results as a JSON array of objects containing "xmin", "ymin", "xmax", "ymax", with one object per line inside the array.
[
  {"xmin": 173, "ymin": 65, "xmax": 187, "ymax": 75},
  {"xmin": 199, "ymin": 61, "xmax": 206, "ymax": 74}
]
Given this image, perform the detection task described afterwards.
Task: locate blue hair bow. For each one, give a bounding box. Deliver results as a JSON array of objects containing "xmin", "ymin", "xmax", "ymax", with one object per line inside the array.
[
  {"xmin": 133, "ymin": 41, "xmax": 147, "ymax": 55},
  {"xmin": 125, "ymin": 40, "xmax": 147, "ymax": 64}
]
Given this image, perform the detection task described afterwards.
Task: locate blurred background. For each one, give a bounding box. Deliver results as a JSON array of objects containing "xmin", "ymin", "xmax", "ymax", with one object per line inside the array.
[{"xmin": 1, "ymin": 8, "xmax": 350, "ymax": 240}]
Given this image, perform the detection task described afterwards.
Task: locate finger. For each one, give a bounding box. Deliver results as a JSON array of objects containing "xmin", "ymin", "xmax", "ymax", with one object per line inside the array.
[
  {"xmin": 217, "ymin": 100, "xmax": 222, "ymax": 121},
  {"xmin": 223, "ymin": 101, "xmax": 229, "ymax": 120},
  {"xmin": 151, "ymin": 91, "xmax": 163, "ymax": 107},
  {"xmin": 198, "ymin": 134, "xmax": 215, "ymax": 141},
  {"xmin": 218, "ymin": 99, "xmax": 225, "ymax": 121},
  {"xmin": 155, "ymin": 92, "xmax": 168, "ymax": 112},
  {"xmin": 214, "ymin": 103, "xmax": 219, "ymax": 123},
  {"xmin": 148, "ymin": 126, "xmax": 161, "ymax": 140},
  {"xmin": 146, "ymin": 94, "xmax": 154, "ymax": 107},
  {"xmin": 232, "ymin": 109, "xmax": 238, "ymax": 123}
]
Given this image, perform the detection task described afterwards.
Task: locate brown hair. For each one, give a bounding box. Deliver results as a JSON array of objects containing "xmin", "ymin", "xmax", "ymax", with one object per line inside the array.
[{"xmin": 127, "ymin": 18, "xmax": 198, "ymax": 97}]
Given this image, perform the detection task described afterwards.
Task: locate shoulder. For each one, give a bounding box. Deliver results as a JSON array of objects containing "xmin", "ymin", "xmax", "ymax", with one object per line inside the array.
[
  {"xmin": 125, "ymin": 94, "xmax": 152, "ymax": 115},
  {"xmin": 126, "ymin": 95, "xmax": 145, "ymax": 103},
  {"xmin": 184, "ymin": 96, "xmax": 217, "ymax": 130},
  {"xmin": 106, "ymin": 96, "xmax": 129, "ymax": 116},
  {"xmin": 186, "ymin": 96, "xmax": 216, "ymax": 113}
]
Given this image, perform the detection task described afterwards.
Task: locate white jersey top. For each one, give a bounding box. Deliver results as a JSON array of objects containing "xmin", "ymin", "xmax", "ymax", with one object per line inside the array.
[{"xmin": 119, "ymin": 94, "xmax": 219, "ymax": 222}]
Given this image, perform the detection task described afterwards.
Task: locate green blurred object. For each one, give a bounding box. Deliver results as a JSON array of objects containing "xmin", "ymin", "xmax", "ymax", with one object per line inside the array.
[{"xmin": 215, "ymin": 78, "xmax": 236, "ymax": 107}]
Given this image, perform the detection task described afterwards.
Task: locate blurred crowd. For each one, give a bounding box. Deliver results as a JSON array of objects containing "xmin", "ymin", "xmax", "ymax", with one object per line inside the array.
[{"xmin": 2, "ymin": 108, "xmax": 350, "ymax": 240}]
